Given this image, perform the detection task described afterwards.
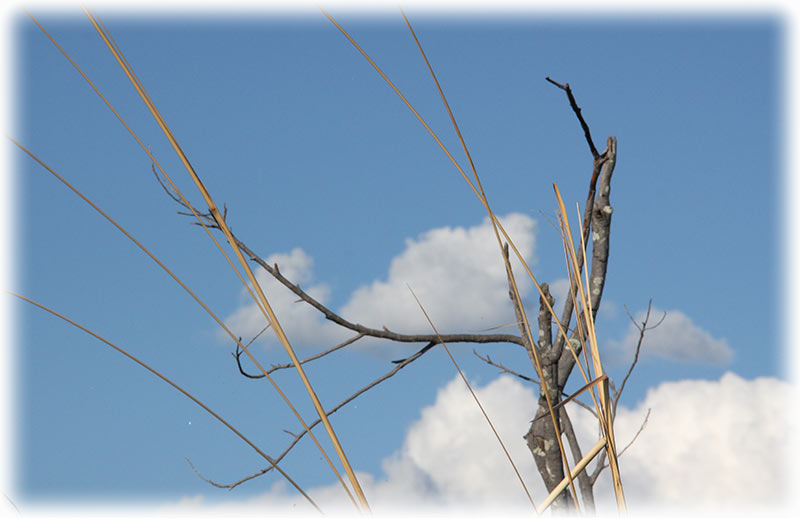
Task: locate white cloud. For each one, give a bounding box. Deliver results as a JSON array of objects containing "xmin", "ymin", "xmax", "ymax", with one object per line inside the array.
[
  {"xmin": 611, "ymin": 308, "xmax": 734, "ymax": 366},
  {"xmin": 223, "ymin": 248, "xmax": 349, "ymax": 349},
  {"xmin": 548, "ymin": 277, "xmax": 571, "ymax": 312},
  {"xmin": 577, "ymin": 372, "xmax": 794, "ymax": 514},
  {"xmin": 339, "ymin": 213, "xmax": 537, "ymax": 335},
  {"xmin": 161, "ymin": 372, "xmax": 794, "ymax": 516}
]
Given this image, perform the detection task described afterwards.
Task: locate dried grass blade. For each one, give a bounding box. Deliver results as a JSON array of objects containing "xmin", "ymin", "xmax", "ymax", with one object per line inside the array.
[
  {"xmin": 407, "ymin": 285, "xmax": 537, "ymax": 511},
  {"xmin": 554, "ymin": 186, "xmax": 626, "ymax": 512},
  {"xmin": 82, "ymin": 10, "xmax": 368, "ymax": 511},
  {"xmin": 399, "ymin": 10, "xmax": 581, "ymax": 509},
  {"xmin": 322, "ymin": 7, "xmax": 593, "ymax": 397},
  {"xmin": 10, "ymin": 136, "xmax": 358, "ymax": 508},
  {"xmin": 10, "ymin": 291, "xmax": 322, "ymax": 514},
  {"xmin": 23, "ymin": 10, "xmax": 270, "ymax": 320}
]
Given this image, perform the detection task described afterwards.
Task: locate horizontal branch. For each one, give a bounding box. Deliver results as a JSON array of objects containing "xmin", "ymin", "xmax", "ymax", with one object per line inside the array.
[
  {"xmin": 237, "ymin": 237, "xmax": 524, "ymax": 346},
  {"xmin": 154, "ymin": 180, "xmax": 527, "ymax": 350}
]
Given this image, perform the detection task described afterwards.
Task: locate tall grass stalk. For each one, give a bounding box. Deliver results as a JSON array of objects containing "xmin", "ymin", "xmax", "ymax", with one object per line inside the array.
[
  {"xmin": 408, "ymin": 286, "xmax": 537, "ymax": 510},
  {"xmin": 83, "ymin": 9, "xmax": 371, "ymax": 512},
  {"xmin": 10, "ymin": 292, "xmax": 322, "ymax": 513},
  {"xmin": 9, "ymin": 134, "xmax": 359, "ymax": 509}
]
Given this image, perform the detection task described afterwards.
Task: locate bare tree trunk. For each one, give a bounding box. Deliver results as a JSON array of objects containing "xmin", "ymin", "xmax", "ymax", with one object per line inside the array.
[
  {"xmin": 522, "ymin": 125, "xmax": 617, "ymax": 513},
  {"xmin": 525, "ymin": 388, "xmax": 574, "ymax": 513}
]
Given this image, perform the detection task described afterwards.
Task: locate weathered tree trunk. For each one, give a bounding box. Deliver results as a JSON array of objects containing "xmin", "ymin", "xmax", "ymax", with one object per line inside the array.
[
  {"xmin": 521, "ymin": 136, "xmax": 617, "ymax": 514},
  {"xmin": 525, "ymin": 382, "xmax": 574, "ymax": 513}
]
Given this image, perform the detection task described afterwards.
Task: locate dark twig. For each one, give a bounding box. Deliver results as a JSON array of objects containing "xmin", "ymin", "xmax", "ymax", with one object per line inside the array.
[
  {"xmin": 473, "ymin": 350, "xmax": 537, "ymax": 383},
  {"xmin": 545, "ymin": 77, "xmax": 600, "ymax": 158},
  {"xmin": 264, "ymin": 333, "xmax": 365, "ymax": 374},
  {"xmin": 236, "ymin": 334, "xmax": 367, "ymax": 379},
  {"xmin": 206, "ymin": 342, "xmax": 438, "ymax": 490},
  {"xmin": 232, "ymin": 324, "xmax": 272, "ymax": 378},
  {"xmin": 234, "ymin": 341, "xmax": 263, "ymax": 379},
  {"xmin": 473, "ymin": 350, "xmax": 597, "ymax": 417},
  {"xmin": 613, "ymin": 300, "xmax": 666, "ymax": 413},
  {"xmin": 618, "ymin": 408, "xmax": 651, "ymax": 457},
  {"xmin": 186, "ymin": 456, "xmax": 232, "ymax": 489}
]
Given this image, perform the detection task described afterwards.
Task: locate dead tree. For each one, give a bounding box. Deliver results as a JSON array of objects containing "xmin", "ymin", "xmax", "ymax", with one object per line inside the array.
[
  {"xmin": 14, "ymin": 7, "xmax": 666, "ymax": 512},
  {"xmin": 157, "ymin": 72, "xmax": 659, "ymax": 513}
]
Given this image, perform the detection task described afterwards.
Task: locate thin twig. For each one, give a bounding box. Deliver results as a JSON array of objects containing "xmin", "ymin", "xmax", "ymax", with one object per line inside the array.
[
  {"xmin": 206, "ymin": 341, "xmax": 439, "ymax": 490},
  {"xmin": 590, "ymin": 408, "xmax": 651, "ymax": 484},
  {"xmin": 473, "ymin": 350, "xmax": 598, "ymax": 418},
  {"xmin": 11, "ymin": 292, "xmax": 321, "ymax": 513},
  {"xmin": 406, "ymin": 284, "xmax": 536, "ymax": 510},
  {"xmin": 235, "ymin": 333, "xmax": 365, "ymax": 379},
  {"xmin": 613, "ymin": 300, "xmax": 666, "ymax": 414},
  {"xmin": 545, "ymin": 77, "xmax": 600, "ymax": 158},
  {"xmin": 473, "ymin": 350, "xmax": 537, "ymax": 383}
]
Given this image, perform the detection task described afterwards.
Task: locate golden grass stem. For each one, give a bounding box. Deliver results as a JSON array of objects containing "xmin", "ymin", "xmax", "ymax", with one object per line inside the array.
[
  {"xmin": 536, "ymin": 436, "xmax": 607, "ymax": 515},
  {"xmin": 397, "ymin": 11, "xmax": 580, "ymax": 509},
  {"xmin": 80, "ymin": 10, "xmax": 369, "ymax": 511},
  {"xmin": 23, "ymin": 10, "xmax": 269, "ymax": 322},
  {"xmin": 407, "ymin": 286, "xmax": 537, "ymax": 511},
  {"xmin": 10, "ymin": 134, "xmax": 358, "ymax": 508},
  {"xmin": 554, "ymin": 186, "xmax": 627, "ymax": 513},
  {"xmin": 9, "ymin": 291, "xmax": 322, "ymax": 514}
]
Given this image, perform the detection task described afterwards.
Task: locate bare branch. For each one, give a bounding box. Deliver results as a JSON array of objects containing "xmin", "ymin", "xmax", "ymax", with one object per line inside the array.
[
  {"xmin": 545, "ymin": 77, "xmax": 600, "ymax": 159},
  {"xmin": 551, "ymin": 153, "xmax": 611, "ymax": 361},
  {"xmin": 262, "ymin": 333, "xmax": 365, "ymax": 375},
  {"xmin": 166, "ymin": 191, "xmax": 526, "ymax": 349},
  {"xmin": 205, "ymin": 341, "xmax": 439, "ymax": 490},
  {"xmin": 613, "ymin": 300, "xmax": 666, "ymax": 412},
  {"xmin": 473, "ymin": 350, "xmax": 538, "ymax": 384},
  {"xmin": 503, "ymin": 243, "xmax": 537, "ymax": 359},
  {"xmin": 239, "ymin": 236, "xmax": 523, "ymax": 347},
  {"xmin": 590, "ymin": 408, "xmax": 651, "ymax": 484},
  {"xmin": 232, "ymin": 324, "xmax": 272, "ymax": 378},
  {"xmin": 473, "ymin": 350, "xmax": 597, "ymax": 418},
  {"xmin": 556, "ymin": 136, "xmax": 617, "ymax": 387},
  {"xmin": 185, "ymin": 457, "xmax": 232, "ymax": 489}
]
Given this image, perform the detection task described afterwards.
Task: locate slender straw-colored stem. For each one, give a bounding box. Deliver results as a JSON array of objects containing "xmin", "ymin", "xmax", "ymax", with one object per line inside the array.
[
  {"xmin": 537, "ymin": 437, "xmax": 607, "ymax": 515},
  {"xmin": 24, "ymin": 15, "xmax": 356, "ymax": 502},
  {"xmin": 10, "ymin": 132, "xmax": 358, "ymax": 508},
  {"xmin": 408, "ymin": 286, "xmax": 537, "ymax": 511},
  {"xmin": 82, "ymin": 10, "xmax": 369, "ymax": 511},
  {"xmin": 10, "ymin": 292, "xmax": 322, "ymax": 514},
  {"xmin": 397, "ymin": 10, "xmax": 579, "ymax": 508},
  {"xmin": 554, "ymin": 187, "xmax": 627, "ymax": 512}
]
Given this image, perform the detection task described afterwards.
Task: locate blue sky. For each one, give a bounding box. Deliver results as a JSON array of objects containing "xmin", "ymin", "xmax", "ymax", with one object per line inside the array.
[{"xmin": 6, "ymin": 4, "xmax": 795, "ymax": 516}]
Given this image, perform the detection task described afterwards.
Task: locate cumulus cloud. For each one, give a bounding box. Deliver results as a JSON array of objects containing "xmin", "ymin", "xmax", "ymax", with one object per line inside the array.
[
  {"xmin": 223, "ymin": 214, "xmax": 537, "ymax": 349},
  {"xmin": 223, "ymin": 248, "xmax": 349, "ymax": 349},
  {"xmin": 578, "ymin": 372, "xmax": 793, "ymax": 514},
  {"xmin": 161, "ymin": 373, "xmax": 793, "ymax": 516},
  {"xmin": 339, "ymin": 213, "xmax": 537, "ymax": 334},
  {"xmin": 610, "ymin": 308, "xmax": 734, "ymax": 366}
]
